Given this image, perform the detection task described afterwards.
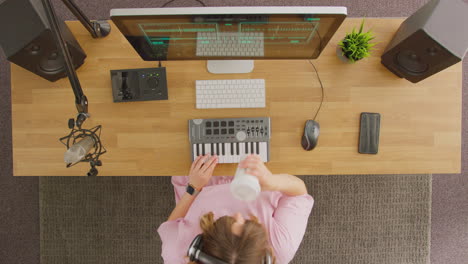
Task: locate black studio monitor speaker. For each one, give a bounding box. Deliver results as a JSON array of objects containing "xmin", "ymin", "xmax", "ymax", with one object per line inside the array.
[
  {"xmin": 381, "ymin": 0, "xmax": 468, "ymax": 83},
  {"xmin": 0, "ymin": 0, "xmax": 86, "ymax": 82}
]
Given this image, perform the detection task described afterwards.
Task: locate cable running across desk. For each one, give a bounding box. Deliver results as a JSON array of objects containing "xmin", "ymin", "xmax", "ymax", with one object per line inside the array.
[{"xmin": 308, "ymin": 60, "xmax": 325, "ymax": 121}]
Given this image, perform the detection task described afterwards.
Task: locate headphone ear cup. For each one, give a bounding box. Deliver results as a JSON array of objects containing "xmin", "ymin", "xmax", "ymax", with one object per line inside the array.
[{"xmin": 187, "ymin": 234, "xmax": 203, "ymax": 261}]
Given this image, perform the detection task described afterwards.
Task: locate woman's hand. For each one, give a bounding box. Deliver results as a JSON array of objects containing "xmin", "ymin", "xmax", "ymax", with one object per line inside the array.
[
  {"xmin": 189, "ymin": 154, "xmax": 218, "ymax": 190},
  {"xmin": 238, "ymin": 154, "xmax": 274, "ymax": 191}
]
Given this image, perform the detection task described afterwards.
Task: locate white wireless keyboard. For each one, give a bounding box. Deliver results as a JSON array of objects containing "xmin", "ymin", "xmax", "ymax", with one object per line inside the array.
[{"xmin": 196, "ymin": 79, "xmax": 266, "ymax": 109}]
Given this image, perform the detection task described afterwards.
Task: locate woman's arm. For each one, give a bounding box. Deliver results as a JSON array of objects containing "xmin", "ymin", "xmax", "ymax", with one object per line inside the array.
[
  {"xmin": 167, "ymin": 154, "xmax": 218, "ymax": 221},
  {"xmin": 239, "ymin": 155, "xmax": 307, "ymax": 196},
  {"xmin": 167, "ymin": 192, "xmax": 197, "ymax": 221},
  {"xmin": 262, "ymin": 173, "xmax": 307, "ymax": 196}
]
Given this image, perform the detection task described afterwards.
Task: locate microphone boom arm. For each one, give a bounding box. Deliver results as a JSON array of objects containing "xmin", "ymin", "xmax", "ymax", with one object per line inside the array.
[
  {"xmin": 41, "ymin": 0, "xmax": 110, "ymax": 128},
  {"xmin": 61, "ymin": 0, "xmax": 111, "ymax": 39},
  {"xmin": 41, "ymin": 0, "xmax": 108, "ymax": 176}
]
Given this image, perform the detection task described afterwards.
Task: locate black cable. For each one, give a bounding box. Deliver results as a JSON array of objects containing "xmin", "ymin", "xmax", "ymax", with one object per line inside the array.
[
  {"xmin": 161, "ymin": 0, "xmax": 206, "ymax": 7},
  {"xmin": 308, "ymin": 60, "xmax": 324, "ymax": 121}
]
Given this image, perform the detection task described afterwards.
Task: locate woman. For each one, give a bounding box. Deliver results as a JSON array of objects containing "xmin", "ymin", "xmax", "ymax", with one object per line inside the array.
[{"xmin": 158, "ymin": 154, "xmax": 314, "ymax": 263}]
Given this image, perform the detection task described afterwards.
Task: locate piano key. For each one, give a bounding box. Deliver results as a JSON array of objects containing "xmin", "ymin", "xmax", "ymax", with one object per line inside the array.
[
  {"xmin": 211, "ymin": 143, "xmax": 214, "ymax": 155},
  {"xmin": 193, "ymin": 144, "xmax": 197, "ymax": 161},
  {"xmin": 228, "ymin": 143, "xmax": 235, "ymax": 163},
  {"xmin": 202, "ymin": 144, "xmax": 205, "ymax": 155},
  {"xmin": 240, "ymin": 143, "xmax": 245, "ymax": 159},
  {"xmin": 231, "ymin": 142, "xmax": 234, "ymax": 155},
  {"xmin": 222, "ymin": 143, "xmax": 226, "ymax": 155},
  {"xmin": 225, "ymin": 143, "xmax": 232, "ymax": 163},
  {"xmin": 236, "ymin": 142, "xmax": 240, "ymax": 155},
  {"xmin": 256, "ymin": 142, "xmax": 260, "ymax": 155},
  {"xmin": 218, "ymin": 144, "xmax": 224, "ymax": 163},
  {"xmin": 245, "ymin": 142, "xmax": 249, "ymax": 154},
  {"xmin": 205, "ymin": 143, "xmax": 212, "ymax": 155},
  {"xmin": 232, "ymin": 150, "xmax": 240, "ymax": 163},
  {"xmin": 235, "ymin": 142, "xmax": 244, "ymax": 163},
  {"xmin": 259, "ymin": 142, "xmax": 268, "ymax": 162},
  {"xmin": 216, "ymin": 143, "xmax": 220, "ymax": 156},
  {"xmin": 230, "ymin": 143, "xmax": 236, "ymax": 163},
  {"xmin": 250, "ymin": 142, "xmax": 255, "ymax": 154}
]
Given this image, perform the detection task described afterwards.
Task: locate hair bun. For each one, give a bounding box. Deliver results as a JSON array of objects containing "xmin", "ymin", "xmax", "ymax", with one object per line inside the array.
[{"xmin": 199, "ymin": 212, "xmax": 215, "ymax": 232}]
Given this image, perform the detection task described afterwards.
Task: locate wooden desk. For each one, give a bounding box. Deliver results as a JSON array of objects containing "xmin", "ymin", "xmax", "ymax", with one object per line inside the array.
[{"xmin": 11, "ymin": 18, "xmax": 462, "ymax": 176}]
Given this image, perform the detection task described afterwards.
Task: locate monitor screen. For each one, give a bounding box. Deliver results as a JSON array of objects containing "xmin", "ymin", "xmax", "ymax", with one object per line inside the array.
[{"xmin": 111, "ymin": 7, "xmax": 347, "ymax": 61}]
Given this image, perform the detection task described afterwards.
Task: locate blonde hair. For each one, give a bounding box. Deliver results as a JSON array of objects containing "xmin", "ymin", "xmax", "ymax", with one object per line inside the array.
[{"xmin": 190, "ymin": 212, "xmax": 276, "ymax": 264}]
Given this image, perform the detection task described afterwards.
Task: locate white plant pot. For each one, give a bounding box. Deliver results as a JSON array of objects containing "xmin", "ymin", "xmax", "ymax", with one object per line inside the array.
[{"xmin": 336, "ymin": 45, "xmax": 352, "ymax": 64}]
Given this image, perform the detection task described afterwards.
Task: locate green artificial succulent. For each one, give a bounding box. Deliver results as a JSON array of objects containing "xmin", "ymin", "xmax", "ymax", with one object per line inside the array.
[{"xmin": 338, "ymin": 19, "xmax": 376, "ymax": 63}]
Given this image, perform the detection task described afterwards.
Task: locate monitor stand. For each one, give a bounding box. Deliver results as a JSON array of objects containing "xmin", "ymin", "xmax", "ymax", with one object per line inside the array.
[{"xmin": 207, "ymin": 60, "xmax": 254, "ymax": 74}]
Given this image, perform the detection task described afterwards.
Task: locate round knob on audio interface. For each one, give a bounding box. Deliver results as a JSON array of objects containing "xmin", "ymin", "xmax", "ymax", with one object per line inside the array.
[
  {"xmin": 147, "ymin": 76, "xmax": 159, "ymax": 88},
  {"xmin": 193, "ymin": 119, "xmax": 203, "ymax": 125},
  {"xmin": 236, "ymin": 131, "xmax": 247, "ymax": 142}
]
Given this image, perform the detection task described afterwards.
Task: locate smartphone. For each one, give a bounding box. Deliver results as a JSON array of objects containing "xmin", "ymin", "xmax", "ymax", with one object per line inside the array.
[{"xmin": 358, "ymin": 112, "xmax": 381, "ymax": 154}]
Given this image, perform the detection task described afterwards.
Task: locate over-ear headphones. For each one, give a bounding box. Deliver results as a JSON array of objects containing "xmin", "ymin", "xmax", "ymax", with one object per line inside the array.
[{"xmin": 187, "ymin": 234, "xmax": 272, "ymax": 264}]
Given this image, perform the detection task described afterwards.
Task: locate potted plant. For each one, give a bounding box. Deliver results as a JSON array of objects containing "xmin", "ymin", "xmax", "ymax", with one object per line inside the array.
[{"xmin": 337, "ymin": 19, "xmax": 376, "ymax": 63}]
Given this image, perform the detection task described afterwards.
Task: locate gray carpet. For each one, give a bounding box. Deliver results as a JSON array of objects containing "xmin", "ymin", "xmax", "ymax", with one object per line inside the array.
[
  {"xmin": 40, "ymin": 177, "xmax": 173, "ymax": 264},
  {"xmin": 1, "ymin": 1, "xmax": 468, "ymax": 264},
  {"xmin": 40, "ymin": 175, "xmax": 431, "ymax": 264}
]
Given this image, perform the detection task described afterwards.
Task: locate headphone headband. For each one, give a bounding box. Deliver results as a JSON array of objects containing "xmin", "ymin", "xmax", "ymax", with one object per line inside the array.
[{"xmin": 187, "ymin": 234, "xmax": 272, "ymax": 264}]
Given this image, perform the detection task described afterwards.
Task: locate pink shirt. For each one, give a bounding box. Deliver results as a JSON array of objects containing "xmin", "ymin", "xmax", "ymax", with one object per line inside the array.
[{"xmin": 157, "ymin": 176, "xmax": 314, "ymax": 264}]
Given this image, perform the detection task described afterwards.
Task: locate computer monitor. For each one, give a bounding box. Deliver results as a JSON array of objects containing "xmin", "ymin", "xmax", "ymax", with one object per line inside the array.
[{"xmin": 110, "ymin": 6, "xmax": 347, "ymax": 73}]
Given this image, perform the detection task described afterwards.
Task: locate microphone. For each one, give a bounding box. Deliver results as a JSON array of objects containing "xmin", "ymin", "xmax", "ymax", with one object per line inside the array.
[
  {"xmin": 64, "ymin": 135, "xmax": 94, "ymax": 164},
  {"xmin": 60, "ymin": 116, "xmax": 106, "ymax": 176}
]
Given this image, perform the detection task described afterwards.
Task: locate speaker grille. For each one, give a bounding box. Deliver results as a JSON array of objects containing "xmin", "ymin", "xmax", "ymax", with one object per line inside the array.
[
  {"xmin": 39, "ymin": 51, "xmax": 65, "ymax": 74},
  {"xmin": 395, "ymin": 50, "xmax": 429, "ymax": 74}
]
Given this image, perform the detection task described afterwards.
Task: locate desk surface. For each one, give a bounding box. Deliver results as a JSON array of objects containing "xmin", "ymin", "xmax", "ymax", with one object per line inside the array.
[{"xmin": 11, "ymin": 18, "xmax": 462, "ymax": 176}]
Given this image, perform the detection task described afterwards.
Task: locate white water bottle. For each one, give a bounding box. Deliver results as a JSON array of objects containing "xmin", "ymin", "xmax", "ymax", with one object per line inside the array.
[
  {"xmin": 64, "ymin": 136, "xmax": 95, "ymax": 164},
  {"xmin": 230, "ymin": 155, "xmax": 261, "ymax": 201}
]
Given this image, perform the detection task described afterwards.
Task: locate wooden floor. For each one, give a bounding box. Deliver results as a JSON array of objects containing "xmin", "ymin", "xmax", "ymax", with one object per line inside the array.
[{"xmin": 11, "ymin": 18, "xmax": 462, "ymax": 176}]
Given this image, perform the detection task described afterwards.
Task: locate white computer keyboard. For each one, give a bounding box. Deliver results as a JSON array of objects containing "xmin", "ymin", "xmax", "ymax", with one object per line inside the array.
[
  {"xmin": 196, "ymin": 79, "xmax": 266, "ymax": 109},
  {"xmin": 196, "ymin": 32, "xmax": 265, "ymax": 57}
]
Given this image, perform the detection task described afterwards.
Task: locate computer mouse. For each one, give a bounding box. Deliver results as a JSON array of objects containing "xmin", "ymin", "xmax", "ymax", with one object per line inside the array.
[{"xmin": 301, "ymin": 120, "xmax": 320, "ymax": 151}]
